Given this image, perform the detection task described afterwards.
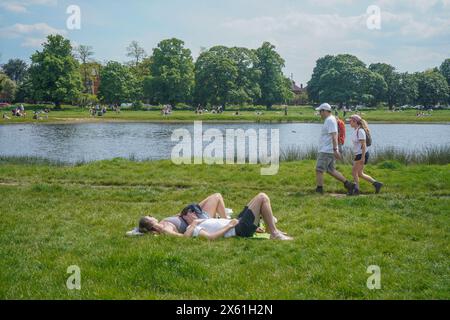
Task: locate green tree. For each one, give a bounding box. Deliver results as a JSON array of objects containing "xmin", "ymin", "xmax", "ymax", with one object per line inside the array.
[
  {"xmin": 440, "ymin": 58, "xmax": 450, "ymax": 103},
  {"xmin": 0, "ymin": 73, "xmax": 17, "ymax": 102},
  {"xmin": 194, "ymin": 46, "xmax": 239, "ymax": 107},
  {"xmin": 29, "ymin": 34, "xmax": 82, "ymax": 108},
  {"xmin": 307, "ymin": 55, "xmax": 334, "ymax": 103},
  {"xmin": 227, "ymin": 47, "xmax": 261, "ymax": 105},
  {"xmin": 15, "ymin": 73, "xmax": 34, "ymax": 103},
  {"xmin": 255, "ymin": 42, "xmax": 291, "ymax": 109},
  {"xmin": 369, "ymin": 63, "xmax": 399, "ymax": 109},
  {"xmin": 98, "ymin": 61, "xmax": 137, "ymax": 105},
  {"xmin": 416, "ymin": 70, "xmax": 449, "ymax": 107},
  {"xmin": 2, "ymin": 59, "xmax": 28, "ymax": 83},
  {"xmin": 395, "ymin": 72, "xmax": 418, "ymax": 106},
  {"xmin": 145, "ymin": 38, "xmax": 194, "ymax": 107},
  {"xmin": 439, "ymin": 58, "xmax": 450, "ymax": 84},
  {"xmin": 317, "ymin": 54, "xmax": 367, "ymax": 107}
]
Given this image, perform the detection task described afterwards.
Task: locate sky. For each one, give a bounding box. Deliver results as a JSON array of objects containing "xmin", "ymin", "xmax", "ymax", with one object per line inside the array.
[{"xmin": 0, "ymin": 0, "xmax": 449, "ymax": 85}]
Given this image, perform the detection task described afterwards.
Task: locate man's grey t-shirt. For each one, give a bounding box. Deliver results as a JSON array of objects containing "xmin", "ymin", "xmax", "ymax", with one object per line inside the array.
[{"xmin": 319, "ymin": 115, "xmax": 338, "ymax": 154}]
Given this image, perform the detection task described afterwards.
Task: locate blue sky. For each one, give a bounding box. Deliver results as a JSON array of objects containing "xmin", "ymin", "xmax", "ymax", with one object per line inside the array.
[{"xmin": 0, "ymin": 0, "xmax": 449, "ymax": 84}]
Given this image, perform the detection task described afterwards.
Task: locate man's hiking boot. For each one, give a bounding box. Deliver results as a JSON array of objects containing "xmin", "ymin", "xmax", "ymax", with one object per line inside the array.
[
  {"xmin": 315, "ymin": 186, "xmax": 324, "ymax": 194},
  {"xmin": 344, "ymin": 181, "xmax": 356, "ymax": 195},
  {"xmin": 352, "ymin": 188, "xmax": 360, "ymax": 196},
  {"xmin": 373, "ymin": 181, "xmax": 384, "ymax": 194}
]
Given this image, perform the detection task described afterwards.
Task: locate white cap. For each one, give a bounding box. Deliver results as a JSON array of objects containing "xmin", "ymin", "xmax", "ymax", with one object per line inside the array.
[{"xmin": 316, "ymin": 103, "xmax": 332, "ymax": 111}]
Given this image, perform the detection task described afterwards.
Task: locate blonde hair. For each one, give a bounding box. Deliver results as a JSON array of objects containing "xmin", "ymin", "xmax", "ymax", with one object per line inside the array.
[
  {"xmin": 351, "ymin": 115, "xmax": 370, "ymax": 134},
  {"xmin": 360, "ymin": 119, "xmax": 370, "ymax": 134}
]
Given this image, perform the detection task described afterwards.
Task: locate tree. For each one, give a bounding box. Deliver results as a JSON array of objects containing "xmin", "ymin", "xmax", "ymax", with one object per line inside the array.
[
  {"xmin": 15, "ymin": 73, "xmax": 34, "ymax": 103},
  {"xmin": 194, "ymin": 46, "xmax": 239, "ymax": 107},
  {"xmin": 369, "ymin": 63, "xmax": 399, "ymax": 109},
  {"xmin": 394, "ymin": 72, "xmax": 418, "ymax": 106},
  {"xmin": 0, "ymin": 73, "xmax": 17, "ymax": 102},
  {"xmin": 307, "ymin": 55, "xmax": 334, "ymax": 103},
  {"xmin": 439, "ymin": 58, "xmax": 450, "ymax": 85},
  {"xmin": 145, "ymin": 38, "xmax": 194, "ymax": 107},
  {"xmin": 316, "ymin": 54, "xmax": 367, "ymax": 107},
  {"xmin": 416, "ymin": 70, "xmax": 449, "ymax": 107},
  {"xmin": 255, "ymin": 42, "xmax": 292, "ymax": 109},
  {"xmin": 29, "ymin": 34, "xmax": 82, "ymax": 108},
  {"xmin": 227, "ymin": 47, "xmax": 261, "ymax": 105},
  {"xmin": 2, "ymin": 59, "xmax": 28, "ymax": 83},
  {"xmin": 75, "ymin": 45, "xmax": 94, "ymax": 93},
  {"xmin": 440, "ymin": 58, "xmax": 450, "ymax": 103},
  {"xmin": 127, "ymin": 41, "xmax": 147, "ymax": 67},
  {"xmin": 98, "ymin": 61, "xmax": 137, "ymax": 105}
]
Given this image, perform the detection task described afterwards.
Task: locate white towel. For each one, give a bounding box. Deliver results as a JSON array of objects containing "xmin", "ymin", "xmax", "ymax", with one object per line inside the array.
[{"xmin": 126, "ymin": 227, "xmax": 145, "ymax": 237}]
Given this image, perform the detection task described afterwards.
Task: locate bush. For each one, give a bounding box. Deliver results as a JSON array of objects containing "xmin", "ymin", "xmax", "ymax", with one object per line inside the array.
[{"xmin": 377, "ymin": 161, "xmax": 403, "ymax": 170}]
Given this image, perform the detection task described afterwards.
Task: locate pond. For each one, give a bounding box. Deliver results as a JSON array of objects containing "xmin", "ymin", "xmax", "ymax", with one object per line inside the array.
[{"xmin": 0, "ymin": 122, "xmax": 449, "ymax": 163}]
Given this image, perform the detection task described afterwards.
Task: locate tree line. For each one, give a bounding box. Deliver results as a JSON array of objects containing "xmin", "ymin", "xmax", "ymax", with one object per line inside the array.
[
  {"xmin": 0, "ymin": 35, "xmax": 293, "ymax": 109},
  {"xmin": 307, "ymin": 54, "xmax": 450, "ymax": 109},
  {"xmin": 1, "ymin": 34, "xmax": 449, "ymax": 109}
]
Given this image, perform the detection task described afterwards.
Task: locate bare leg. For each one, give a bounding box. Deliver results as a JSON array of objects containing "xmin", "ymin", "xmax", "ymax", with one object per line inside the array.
[
  {"xmin": 352, "ymin": 163, "xmax": 361, "ymax": 189},
  {"xmin": 358, "ymin": 165, "xmax": 376, "ymax": 184},
  {"xmin": 198, "ymin": 193, "xmax": 227, "ymax": 218},
  {"xmin": 247, "ymin": 193, "xmax": 279, "ymax": 235}
]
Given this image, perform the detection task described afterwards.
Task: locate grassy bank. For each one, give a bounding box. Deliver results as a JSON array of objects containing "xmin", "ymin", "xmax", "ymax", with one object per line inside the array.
[
  {"xmin": 281, "ymin": 145, "xmax": 450, "ymax": 165},
  {"xmin": 2, "ymin": 105, "xmax": 450, "ymax": 124},
  {"xmin": 0, "ymin": 158, "xmax": 448, "ymax": 299}
]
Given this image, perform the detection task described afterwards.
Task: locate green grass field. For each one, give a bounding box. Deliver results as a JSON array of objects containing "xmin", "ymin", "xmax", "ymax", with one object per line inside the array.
[
  {"xmin": 2, "ymin": 105, "xmax": 450, "ymax": 124},
  {"xmin": 0, "ymin": 158, "xmax": 448, "ymax": 299}
]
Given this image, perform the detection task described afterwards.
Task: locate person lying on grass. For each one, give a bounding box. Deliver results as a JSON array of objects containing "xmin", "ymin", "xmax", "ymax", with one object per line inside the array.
[
  {"xmin": 154, "ymin": 193, "xmax": 230, "ymax": 236},
  {"xmin": 139, "ymin": 193, "xmax": 293, "ymax": 241}
]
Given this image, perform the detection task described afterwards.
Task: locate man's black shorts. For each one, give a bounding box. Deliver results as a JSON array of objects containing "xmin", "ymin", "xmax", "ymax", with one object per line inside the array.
[{"xmin": 234, "ymin": 206, "xmax": 258, "ymax": 238}]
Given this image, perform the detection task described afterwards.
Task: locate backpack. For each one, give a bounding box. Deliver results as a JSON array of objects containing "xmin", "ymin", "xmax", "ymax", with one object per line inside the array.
[{"xmin": 357, "ymin": 128, "xmax": 372, "ymax": 147}]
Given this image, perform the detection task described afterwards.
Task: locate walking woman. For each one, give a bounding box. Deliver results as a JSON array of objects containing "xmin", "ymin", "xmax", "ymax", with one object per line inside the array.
[{"xmin": 349, "ymin": 115, "xmax": 384, "ymax": 195}]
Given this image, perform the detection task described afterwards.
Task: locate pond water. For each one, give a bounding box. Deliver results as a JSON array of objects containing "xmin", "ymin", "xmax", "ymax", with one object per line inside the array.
[{"xmin": 0, "ymin": 122, "xmax": 448, "ymax": 163}]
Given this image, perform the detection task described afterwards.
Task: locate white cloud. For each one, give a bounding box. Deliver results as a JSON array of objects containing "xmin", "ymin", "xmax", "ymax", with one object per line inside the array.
[
  {"xmin": 0, "ymin": 0, "xmax": 57, "ymax": 13},
  {"xmin": 0, "ymin": 2, "xmax": 28, "ymax": 13},
  {"xmin": 0, "ymin": 23, "xmax": 66, "ymax": 38},
  {"xmin": 0, "ymin": 22, "xmax": 66, "ymax": 47}
]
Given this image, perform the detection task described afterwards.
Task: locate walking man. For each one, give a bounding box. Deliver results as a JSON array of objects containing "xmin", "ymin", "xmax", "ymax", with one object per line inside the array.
[{"xmin": 315, "ymin": 103, "xmax": 355, "ymax": 194}]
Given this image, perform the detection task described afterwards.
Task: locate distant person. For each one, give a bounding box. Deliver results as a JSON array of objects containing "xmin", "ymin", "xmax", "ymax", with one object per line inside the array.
[
  {"xmin": 348, "ymin": 115, "xmax": 383, "ymax": 195},
  {"xmin": 336, "ymin": 115, "xmax": 346, "ymax": 154},
  {"xmin": 315, "ymin": 103, "xmax": 355, "ymax": 195}
]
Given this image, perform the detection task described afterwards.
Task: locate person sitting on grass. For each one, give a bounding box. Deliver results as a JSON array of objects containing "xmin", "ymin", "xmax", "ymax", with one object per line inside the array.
[{"xmin": 138, "ymin": 193, "xmax": 293, "ymax": 241}]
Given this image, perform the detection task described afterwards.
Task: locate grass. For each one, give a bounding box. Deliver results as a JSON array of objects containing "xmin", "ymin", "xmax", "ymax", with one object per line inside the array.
[
  {"xmin": 0, "ymin": 158, "xmax": 449, "ymax": 299},
  {"xmin": 2, "ymin": 105, "xmax": 450, "ymax": 124},
  {"xmin": 281, "ymin": 145, "xmax": 450, "ymax": 165}
]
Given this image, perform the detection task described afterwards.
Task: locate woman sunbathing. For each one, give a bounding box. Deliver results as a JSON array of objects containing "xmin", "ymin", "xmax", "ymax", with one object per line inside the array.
[{"xmin": 139, "ymin": 193, "xmax": 293, "ymax": 241}]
